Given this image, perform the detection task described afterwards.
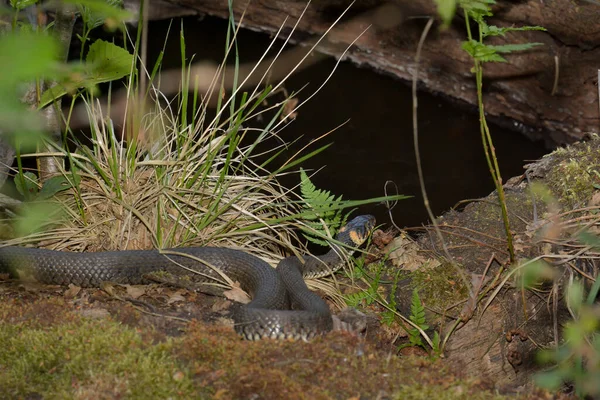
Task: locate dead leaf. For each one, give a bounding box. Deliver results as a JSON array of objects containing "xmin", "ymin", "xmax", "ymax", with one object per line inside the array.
[
  {"xmin": 384, "ymin": 234, "xmax": 441, "ymax": 271},
  {"xmin": 63, "ymin": 283, "xmax": 81, "ymax": 298},
  {"xmin": 125, "ymin": 285, "xmax": 146, "ymax": 299},
  {"xmin": 223, "ymin": 282, "xmax": 251, "ymax": 304},
  {"xmin": 372, "ymin": 229, "xmax": 394, "ymax": 248},
  {"xmin": 19, "ymin": 281, "xmax": 59, "ymax": 293},
  {"xmin": 281, "ymin": 97, "xmax": 299, "ymax": 121},
  {"xmin": 100, "ymin": 282, "xmax": 115, "ymax": 295},
  {"xmin": 167, "ymin": 290, "xmax": 186, "ymax": 305},
  {"xmin": 470, "ymin": 273, "xmax": 491, "ymax": 290},
  {"xmin": 212, "ymin": 299, "xmax": 232, "ymax": 312},
  {"xmin": 215, "ymin": 316, "xmax": 234, "ymax": 328},
  {"xmin": 213, "ymin": 388, "xmax": 229, "ymax": 399},
  {"xmin": 460, "ymin": 295, "xmax": 477, "ymax": 322},
  {"xmin": 589, "ymin": 191, "xmax": 600, "ymax": 207},
  {"xmin": 512, "ymin": 235, "xmax": 527, "ymax": 253},
  {"xmin": 172, "ymin": 371, "xmax": 185, "ymax": 382}
]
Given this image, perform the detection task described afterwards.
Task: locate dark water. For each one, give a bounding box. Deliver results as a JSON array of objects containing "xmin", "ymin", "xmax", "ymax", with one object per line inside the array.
[{"xmin": 148, "ymin": 16, "xmax": 549, "ymax": 228}]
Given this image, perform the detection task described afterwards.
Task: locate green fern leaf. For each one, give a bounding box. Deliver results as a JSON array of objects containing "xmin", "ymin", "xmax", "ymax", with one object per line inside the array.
[
  {"xmin": 299, "ymin": 168, "xmax": 345, "ymax": 245},
  {"xmin": 407, "ymin": 289, "xmax": 429, "ymax": 347},
  {"xmin": 481, "ymin": 23, "xmax": 546, "ymax": 38},
  {"xmin": 409, "ymin": 288, "xmax": 429, "ymax": 330},
  {"xmin": 344, "ymin": 291, "xmax": 370, "ymax": 307},
  {"xmin": 381, "ymin": 310, "xmax": 396, "ymax": 326}
]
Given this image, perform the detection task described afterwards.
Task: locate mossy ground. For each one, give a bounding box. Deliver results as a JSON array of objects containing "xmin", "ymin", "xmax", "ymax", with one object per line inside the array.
[{"xmin": 0, "ymin": 281, "xmax": 530, "ymax": 399}]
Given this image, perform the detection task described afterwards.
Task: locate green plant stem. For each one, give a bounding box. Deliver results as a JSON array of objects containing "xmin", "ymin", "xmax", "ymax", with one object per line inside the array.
[{"xmin": 464, "ymin": 10, "xmax": 515, "ymax": 263}]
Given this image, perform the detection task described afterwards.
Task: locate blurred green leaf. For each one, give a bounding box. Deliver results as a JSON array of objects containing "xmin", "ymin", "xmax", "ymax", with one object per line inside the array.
[
  {"xmin": 459, "ymin": 0, "xmax": 494, "ymax": 21},
  {"xmin": 0, "ymin": 98, "xmax": 45, "ymax": 138},
  {"xmin": 9, "ymin": 0, "xmax": 38, "ymax": 11},
  {"xmin": 534, "ymin": 370, "xmax": 565, "ymax": 391},
  {"xmin": 78, "ymin": 0, "xmax": 125, "ymax": 30},
  {"xmin": 37, "ymin": 175, "xmax": 78, "ymax": 200},
  {"xmin": 481, "ymin": 23, "xmax": 546, "ymax": 38},
  {"xmin": 461, "ymin": 40, "xmax": 506, "ymax": 62},
  {"xmin": 564, "ymin": 321, "xmax": 586, "ymax": 347},
  {"xmin": 39, "ymin": 40, "xmax": 133, "ymax": 107},
  {"xmin": 578, "ymin": 230, "xmax": 600, "ymax": 250},
  {"xmin": 64, "ymin": 0, "xmax": 131, "ymax": 27},
  {"xmin": 529, "ymin": 182, "xmax": 557, "ymax": 204},
  {"xmin": 489, "ymin": 42, "xmax": 544, "ymax": 53},
  {"xmin": 433, "ymin": 0, "xmax": 457, "ymax": 27},
  {"xmin": 15, "ymin": 202, "xmax": 63, "ymax": 236},
  {"xmin": 519, "ymin": 259, "xmax": 556, "ymax": 289},
  {"xmin": 567, "ymin": 281, "xmax": 585, "ymax": 314},
  {"xmin": 0, "ymin": 33, "xmax": 59, "ymax": 85},
  {"xmin": 14, "ymin": 171, "xmax": 39, "ymax": 200}
]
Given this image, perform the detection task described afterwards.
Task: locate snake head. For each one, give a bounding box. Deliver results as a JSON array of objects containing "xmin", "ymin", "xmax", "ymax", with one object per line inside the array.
[{"xmin": 337, "ymin": 214, "xmax": 376, "ymax": 247}]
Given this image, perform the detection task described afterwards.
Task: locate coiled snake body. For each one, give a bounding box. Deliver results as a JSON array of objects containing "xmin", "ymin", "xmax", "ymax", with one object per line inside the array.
[{"xmin": 0, "ymin": 215, "xmax": 375, "ymax": 340}]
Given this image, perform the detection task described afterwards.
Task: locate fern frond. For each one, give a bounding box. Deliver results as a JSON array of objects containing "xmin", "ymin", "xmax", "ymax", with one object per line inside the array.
[
  {"xmin": 344, "ymin": 290, "xmax": 373, "ymax": 307},
  {"xmin": 409, "ymin": 288, "xmax": 429, "ymax": 330},
  {"xmin": 299, "ymin": 168, "xmax": 345, "ymax": 245},
  {"xmin": 407, "ymin": 288, "xmax": 429, "ymax": 347},
  {"xmin": 381, "ymin": 310, "xmax": 396, "ymax": 326}
]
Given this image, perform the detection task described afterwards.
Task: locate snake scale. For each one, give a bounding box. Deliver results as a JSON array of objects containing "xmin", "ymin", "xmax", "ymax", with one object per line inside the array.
[{"xmin": 0, "ymin": 215, "xmax": 375, "ymax": 340}]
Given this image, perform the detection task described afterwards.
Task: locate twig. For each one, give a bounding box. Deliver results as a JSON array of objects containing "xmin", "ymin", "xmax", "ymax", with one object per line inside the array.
[
  {"xmin": 551, "ymin": 55, "xmax": 559, "ymax": 96},
  {"xmin": 384, "ymin": 180, "xmax": 403, "ymax": 231},
  {"xmin": 411, "ymin": 17, "xmax": 469, "ymax": 289}
]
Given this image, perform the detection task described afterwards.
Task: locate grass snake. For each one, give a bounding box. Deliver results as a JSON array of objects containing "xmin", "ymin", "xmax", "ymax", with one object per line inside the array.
[{"xmin": 0, "ymin": 215, "xmax": 375, "ymax": 340}]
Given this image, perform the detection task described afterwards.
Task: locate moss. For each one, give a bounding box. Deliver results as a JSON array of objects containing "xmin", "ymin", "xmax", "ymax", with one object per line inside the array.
[
  {"xmin": 0, "ymin": 289, "xmax": 539, "ymax": 399},
  {"xmin": 411, "ymin": 261, "xmax": 470, "ymax": 322},
  {"xmin": 391, "ymin": 384, "xmax": 506, "ymax": 400},
  {"xmin": 176, "ymin": 323, "xmax": 511, "ymax": 400},
  {"xmin": 0, "ymin": 318, "xmax": 194, "ymax": 399},
  {"xmin": 547, "ymin": 141, "xmax": 600, "ymax": 208}
]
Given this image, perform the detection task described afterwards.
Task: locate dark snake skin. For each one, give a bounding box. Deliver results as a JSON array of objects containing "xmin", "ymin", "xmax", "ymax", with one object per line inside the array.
[{"xmin": 0, "ymin": 215, "xmax": 375, "ymax": 340}]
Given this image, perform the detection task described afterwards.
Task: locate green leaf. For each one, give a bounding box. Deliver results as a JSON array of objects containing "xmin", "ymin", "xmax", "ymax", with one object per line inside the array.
[
  {"xmin": 15, "ymin": 202, "xmax": 63, "ymax": 236},
  {"xmin": 459, "ymin": 0, "xmax": 494, "ymax": 21},
  {"xmin": 344, "ymin": 290, "xmax": 374, "ymax": 307},
  {"xmin": 37, "ymin": 175, "xmax": 78, "ymax": 200},
  {"xmin": 566, "ymin": 281, "xmax": 585, "ymax": 314},
  {"xmin": 409, "ymin": 288, "xmax": 427, "ymax": 327},
  {"xmin": 381, "ymin": 310, "xmax": 396, "ymax": 326},
  {"xmin": 488, "ymin": 42, "xmax": 544, "ymax": 54},
  {"xmin": 482, "ymin": 24, "xmax": 546, "ymax": 38},
  {"xmin": 534, "ymin": 371, "xmax": 565, "ymax": 391},
  {"xmin": 63, "ymin": 0, "xmax": 131, "ymax": 28},
  {"xmin": 407, "ymin": 288, "xmax": 428, "ymax": 347},
  {"xmin": 299, "ymin": 168, "xmax": 345, "ymax": 246},
  {"xmin": 432, "ymin": 331, "xmax": 441, "ymax": 353},
  {"xmin": 9, "ymin": 0, "xmax": 38, "ymax": 11},
  {"xmin": 78, "ymin": 0, "xmax": 125, "ymax": 30},
  {"xmin": 578, "ymin": 230, "xmax": 600, "ymax": 250},
  {"xmin": 0, "ymin": 98, "xmax": 45, "ymax": 141},
  {"xmin": 519, "ymin": 259, "xmax": 556, "ymax": 289},
  {"xmin": 39, "ymin": 40, "xmax": 133, "ymax": 108},
  {"xmin": 0, "ymin": 33, "xmax": 59, "ymax": 85},
  {"xmin": 461, "ymin": 40, "xmax": 506, "ymax": 62},
  {"xmin": 14, "ymin": 172, "xmax": 39, "ymax": 200},
  {"xmin": 85, "ymin": 39, "xmax": 134, "ymax": 82},
  {"xmin": 433, "ymin": 0, "xmax": 457, "ymax": 27}
]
